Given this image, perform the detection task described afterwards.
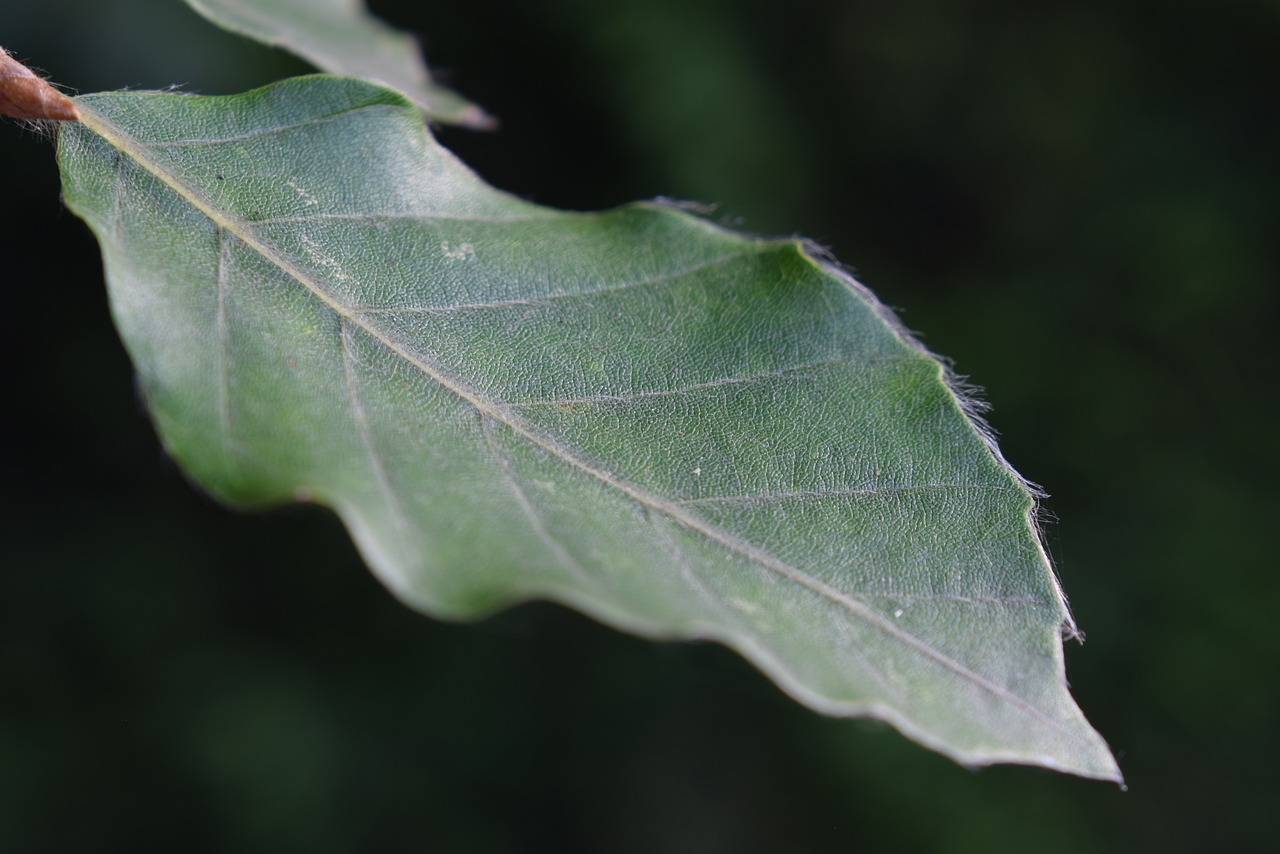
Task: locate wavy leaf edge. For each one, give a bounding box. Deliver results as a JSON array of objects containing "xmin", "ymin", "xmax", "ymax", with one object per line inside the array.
[{"xmin": 57, "ymin": 75, "xmax": 1121, "ymax": 783}]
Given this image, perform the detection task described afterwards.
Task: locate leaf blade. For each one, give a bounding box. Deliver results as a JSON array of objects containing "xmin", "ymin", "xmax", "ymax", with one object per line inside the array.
[
  {"xmin": 183, "ymin": 0, "xmax": 493, "ymax": 127},
  {"xmin": 59, "ymin": 76, "xmax": 1119, "ymax": 780}
]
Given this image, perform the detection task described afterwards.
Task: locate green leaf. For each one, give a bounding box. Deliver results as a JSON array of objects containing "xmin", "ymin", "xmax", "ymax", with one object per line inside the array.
[
  {"xmin": 182, "ymin": 0, "xmax": 492, "ymax": 127},
  {"xmin": 58, "ymin": 76, "xmax": 1119, "ymax": 781}
]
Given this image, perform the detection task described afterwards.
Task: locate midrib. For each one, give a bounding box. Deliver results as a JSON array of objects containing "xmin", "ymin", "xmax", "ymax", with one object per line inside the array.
[{"xmin": 74, "ymin": 101, "xmax": 1076, "ymax": 742}]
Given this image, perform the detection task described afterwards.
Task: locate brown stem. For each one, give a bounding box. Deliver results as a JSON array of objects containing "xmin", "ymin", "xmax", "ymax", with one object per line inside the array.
[{"xmin": 0, "ymin": 48, "xmax": 79, "ymax": 122}]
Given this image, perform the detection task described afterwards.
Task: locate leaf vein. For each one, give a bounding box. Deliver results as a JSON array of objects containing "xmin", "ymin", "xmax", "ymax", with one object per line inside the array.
[
  {"xmin": 141, "ymin": 102, "xmax": 393, "ymax": 149},
  {"xmin": 253, "ymin": 211, "xmax": 555, "ymax": 226},
  {"xmin": 879, "ymin": 593, "xmax": 1045, "ymax": 607},
  {"xmin": 680, "ymin": 483, "xmax": 1018, "ymax": 507},
  {"xmin": 110, "ymin": 150, "xmax": 124, "ymax": 240},
  {"xmin": 340, "ymin": 316, "xmax": 415, "ymax": 555},
  {"xmin": 216, "ymin": 228, "xmax": 235, "ymax": 475},
  {"xmin": 510, "ymin": 356, "xmax": 885, "ymax": 408},
  {"xmin": 78, "ymin": 104, "xmax": 1084, "ymax": 746},
  {"xmin": 478, "ymin": 414, "xmax": 594, "ymax": 588},
  {"xmin": 351, "ymin": 250, "xmax": 752, "ymax": 314}
]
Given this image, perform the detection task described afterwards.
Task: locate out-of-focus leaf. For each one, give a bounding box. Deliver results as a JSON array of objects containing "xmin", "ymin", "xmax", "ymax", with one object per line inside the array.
[
  {"xmin": 183, "ymin": 0, "xmax": 492, "ymax": 127},
  {"xmin": 58, "ymin": 76, "xmax": 1119, "ymax": 780}
]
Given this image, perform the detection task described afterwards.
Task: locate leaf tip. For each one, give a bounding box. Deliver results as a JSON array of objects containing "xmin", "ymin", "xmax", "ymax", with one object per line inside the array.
[{"xmin": 443, "ymin": 101, "xmax": 498, "ymax": 131}]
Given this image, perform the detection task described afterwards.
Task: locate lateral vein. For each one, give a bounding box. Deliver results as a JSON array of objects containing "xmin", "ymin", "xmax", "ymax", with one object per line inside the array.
[{"xmin": 75, "ymin": 104, "xmax": 1079, "ymax": 742}]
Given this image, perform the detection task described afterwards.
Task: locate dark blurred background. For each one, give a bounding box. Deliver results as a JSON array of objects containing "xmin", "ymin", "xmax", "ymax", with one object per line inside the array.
[{"xmin": 2, "ymin": 0, "xmax": 1276, "ymax": 851}]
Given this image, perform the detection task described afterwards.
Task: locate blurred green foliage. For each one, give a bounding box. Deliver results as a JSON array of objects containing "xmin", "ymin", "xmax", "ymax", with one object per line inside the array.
[{"xmin": 2, "ymin": 0, "xmax": 1276, "ymax": 851}]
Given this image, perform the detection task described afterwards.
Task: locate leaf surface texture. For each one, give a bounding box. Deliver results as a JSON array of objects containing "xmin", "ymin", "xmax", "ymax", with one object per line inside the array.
[{"xmin": 58, "ymin": 76, "xmax": 1119, "ymax": 780}]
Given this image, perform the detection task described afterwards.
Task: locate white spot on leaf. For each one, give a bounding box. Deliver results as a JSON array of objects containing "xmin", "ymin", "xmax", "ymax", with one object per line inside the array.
[{"xmin": 441, "ymin": 241, "xmax": 476, "ymax": 262}]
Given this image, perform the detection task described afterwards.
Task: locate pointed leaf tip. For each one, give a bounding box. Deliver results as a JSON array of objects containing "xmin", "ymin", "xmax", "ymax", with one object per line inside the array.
[
  {"xmin": 0, "ymin": 49, "xmax": 79, "ymax": 122},
  {"xmin": 58, "ymin": 78, "xmax": 1117, "ymax": 778}
]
